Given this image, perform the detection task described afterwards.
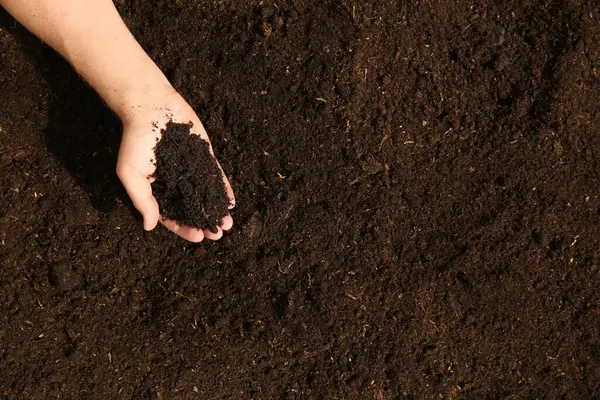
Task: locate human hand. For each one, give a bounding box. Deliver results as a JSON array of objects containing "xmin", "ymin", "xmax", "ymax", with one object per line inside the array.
[
  {"xmin": 116, "ymin": 90, "xmax": 235, "ymax": 242},
  {"xmin": 2, "ymin": 0, "xmax": 234, "ymax": 241}
]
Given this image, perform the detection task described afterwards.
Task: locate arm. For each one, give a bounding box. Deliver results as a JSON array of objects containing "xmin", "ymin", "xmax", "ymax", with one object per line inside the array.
[
  {"xmin": 1, "ymin": 0, "xmax": 171, "ymax": 122},
  {"xmin": 1, "ymin": 0, "xmax": 235, "ymax": 242}
]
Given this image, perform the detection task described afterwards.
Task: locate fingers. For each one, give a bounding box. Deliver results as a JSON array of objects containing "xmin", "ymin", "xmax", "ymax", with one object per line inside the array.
[
  {"xmin": 203, "ymin": 226, "xmax": 223, "ymax": 241},
  {"xmin": 117, "ymin": 161, "xmax": 234, "ymax": 242},
  {"xmin": 117, "ymin": 163, "xmax": 160, "ymax": 231},
  {"xmin": 220, "ymin": 215, "xmax": 234, "ymax": 231},
  {"xmin": 214, "ymin": 159, "xmax": 236, "ymax": 209},
  {"xmin": 161, "ymin": 218, "xmax": 205, "ymax": 243},
  {"xmin": 223, "ymin": 174, "xmax": 236, "ymax": 210},
  {"xmin": 161, "ymin": 217, "xmax": 231, "ymax": 242}
]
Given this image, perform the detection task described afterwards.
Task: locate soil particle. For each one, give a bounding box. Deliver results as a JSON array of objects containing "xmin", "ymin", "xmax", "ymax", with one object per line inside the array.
[
  {"xmin": 51, "ymin": 261, "xmax": 83, "ymax": 292},
  {"xmin": 532, "ymin": 229, "xmax": 549, "ymax": 247}
]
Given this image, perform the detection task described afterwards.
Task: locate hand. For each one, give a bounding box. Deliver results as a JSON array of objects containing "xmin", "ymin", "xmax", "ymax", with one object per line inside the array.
[
  {"xmin": 116, "ymin": 90, "xmax": 235, "ymax": 242},
  {"xmin": 1, "ymin": 0, "xmax": 234, "ymax": 241}
]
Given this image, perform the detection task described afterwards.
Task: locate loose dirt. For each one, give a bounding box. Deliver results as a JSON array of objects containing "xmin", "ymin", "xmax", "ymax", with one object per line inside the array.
[
  {"xmin": 1, "ymin": 1, "xmax": 600, "ymax": 399},
  {"xmin": 152, "ymin": 121, "xmax": 230, "ymax": 231}
]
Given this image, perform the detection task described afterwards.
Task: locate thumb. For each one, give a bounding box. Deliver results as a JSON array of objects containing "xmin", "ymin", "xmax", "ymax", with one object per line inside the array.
[{"xmin": 117, "ymin": 163, "xmax": 160, "ymax": 231}]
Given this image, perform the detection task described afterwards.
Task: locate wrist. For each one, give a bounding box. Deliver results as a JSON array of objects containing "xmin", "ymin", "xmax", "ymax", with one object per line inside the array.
[
  {"xmin": 51, "ymin": 0, "xmax": 177, "ymax": 123},
  {"xmin": 115, "ymin": 78, "xmax": 177, "ymax": 123}
]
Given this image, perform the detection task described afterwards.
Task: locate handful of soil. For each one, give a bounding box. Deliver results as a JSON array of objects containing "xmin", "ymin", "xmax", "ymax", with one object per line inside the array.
[{"xmin": 151, "ymin": 121, "xmax": 230, "ymax": 231}]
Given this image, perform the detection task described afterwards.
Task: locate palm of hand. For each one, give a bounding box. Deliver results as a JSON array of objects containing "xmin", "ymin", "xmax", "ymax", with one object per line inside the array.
[{"xmin": 116, "ymin": 94, "xmax": 234, "ymax": 242}]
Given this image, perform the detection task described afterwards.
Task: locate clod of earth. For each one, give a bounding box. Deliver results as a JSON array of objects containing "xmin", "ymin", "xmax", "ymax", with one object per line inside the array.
[{"xmin": 151, "ymin": 121, "xmax": 230, "ymax": 231}]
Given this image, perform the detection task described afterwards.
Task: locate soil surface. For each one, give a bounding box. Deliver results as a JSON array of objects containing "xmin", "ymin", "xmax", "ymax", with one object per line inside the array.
[
  {"xmin": 152, "ymin": 121, "xmax": 230, "ymax": 231},
  {"xmin": 1, "ymin": 1, "xmax": 600, "ymax": 399}
]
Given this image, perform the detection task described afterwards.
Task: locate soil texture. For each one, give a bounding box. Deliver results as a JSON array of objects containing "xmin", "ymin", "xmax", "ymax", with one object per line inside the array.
[
  {"xmin": 152, "ymin": 121, "xmax": 230, "ymax": 231},
  {"xmin": 1, "ymin": 1, "xmax": 600, "ymax": 399}
]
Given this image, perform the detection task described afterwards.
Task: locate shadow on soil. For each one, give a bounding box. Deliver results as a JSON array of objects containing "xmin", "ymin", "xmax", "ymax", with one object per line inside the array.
[{"xmin": 1, "ymin": 9, "xmax": 133, "ymax": 215}]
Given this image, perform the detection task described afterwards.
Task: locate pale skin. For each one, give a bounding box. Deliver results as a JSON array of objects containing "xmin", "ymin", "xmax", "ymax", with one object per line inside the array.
[{"xmin": 1, "ymin": 0, "xmax": 235, "ymax": 242}]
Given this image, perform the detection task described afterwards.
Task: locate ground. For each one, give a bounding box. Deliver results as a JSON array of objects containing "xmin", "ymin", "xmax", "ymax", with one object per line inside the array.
[{"xmin": 1, "ymin": 0, "xmax": 600, "ymax": 399}]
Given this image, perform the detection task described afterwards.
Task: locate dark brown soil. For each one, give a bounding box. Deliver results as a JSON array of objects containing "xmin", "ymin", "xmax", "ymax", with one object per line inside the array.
[
  {"xmin": 1, "ymin": 1, "xmax": 600, "ymax": 399},
  {"xmin": 152, "ymin": 121, "xmax": 230, "ymax": 231}
]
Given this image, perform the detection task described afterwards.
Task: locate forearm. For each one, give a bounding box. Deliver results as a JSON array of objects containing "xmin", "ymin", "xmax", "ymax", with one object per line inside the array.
[{"xmin": 1, "ymin": 0, "xmax": 173, "ymax": 121}]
